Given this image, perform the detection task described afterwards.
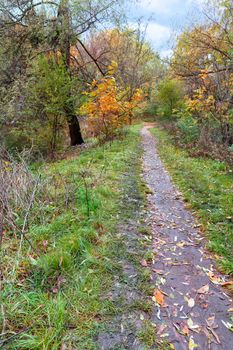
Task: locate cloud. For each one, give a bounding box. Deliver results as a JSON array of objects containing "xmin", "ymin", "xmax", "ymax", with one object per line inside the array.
[
  {"xmin": 128, "ymin": 20, "xmax": 172, "ymax": 53},
  {"xmin": 145, "ymin": 22, "xmax": 171, "ymax": 49},
  {"xmin": 129, "ymin": 0, "xmax": 205, "ymax": 55},
  {"xmin": 134, "ymin": 0, "xmax": 205, "ymax": 17},
  {"xmin": 136, "ymin": 0, "xmax": 186, "ymax": 15}
]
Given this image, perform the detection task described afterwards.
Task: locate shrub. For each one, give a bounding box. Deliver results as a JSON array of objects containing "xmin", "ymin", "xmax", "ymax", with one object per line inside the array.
[
  {"xmin": 176, "ymin": 110, "xmax": 200, "ymax": 143},
  {"xmin": 156, "ymin": 79, "xmax": 184, "ymax": 117}
]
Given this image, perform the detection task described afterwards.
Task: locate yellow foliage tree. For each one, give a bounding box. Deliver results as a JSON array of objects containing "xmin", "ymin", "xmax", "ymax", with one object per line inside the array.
[{"xmin": 81, "ymin": 62, "xmax": 144, "ymax": 140}]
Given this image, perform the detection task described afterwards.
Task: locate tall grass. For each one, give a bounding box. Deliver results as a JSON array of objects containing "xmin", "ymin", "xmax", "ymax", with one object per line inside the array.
[{"xmin": 0, "ymin": 126, "xmax": 141, "ymax": 349}]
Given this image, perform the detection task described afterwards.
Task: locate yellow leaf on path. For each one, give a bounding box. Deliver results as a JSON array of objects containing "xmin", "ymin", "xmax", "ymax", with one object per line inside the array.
[
  {"xmin": 208, "ymin": 272, "xmax": 222, "ymax": 285},
  {"xmin": 187, "ymin": 298, "xmax": 195, "ymax": 308},
  {"xmin": 187, "ymin": 318, "xmax": 200, "ymax": 330},
  {"xmin": 189, "ymin": 336, "xmax": 198, "ymax": 350},
  {"xmin": 197, "ymin": 284, "xmax": 209, "ymax": 294},
  {"xmin": 177, "ymin": 241, "xmax": 185, "ymax": 248}
]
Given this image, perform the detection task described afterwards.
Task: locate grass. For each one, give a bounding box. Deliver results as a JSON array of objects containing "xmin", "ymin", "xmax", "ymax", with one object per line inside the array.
[
  {"xmin": 150, "ymin": 127, "xmax": 233, "ymax": 274},
  {"xmin": 0, "ymin": 125, "xmax": 147, "ymax": 349},
  {"xmin": 137, "ymin": 321, "xmax": 157, "ymax": 348}
]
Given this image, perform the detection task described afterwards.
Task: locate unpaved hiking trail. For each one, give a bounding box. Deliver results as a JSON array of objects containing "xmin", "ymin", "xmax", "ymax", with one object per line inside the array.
[{"xmin": 142, "ymin": 124, "xmax": 233, "ymax": 350}]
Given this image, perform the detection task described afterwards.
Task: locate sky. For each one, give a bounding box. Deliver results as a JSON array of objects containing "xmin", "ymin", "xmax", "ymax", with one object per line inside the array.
[{"xmin": 127, "ymin": 0, "xmax": 206, "ymax": 57}]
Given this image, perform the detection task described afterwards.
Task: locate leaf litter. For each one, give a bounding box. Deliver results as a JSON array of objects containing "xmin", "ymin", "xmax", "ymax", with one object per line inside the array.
[{"xmin": 141, "ymin": 126, "xmax": 233, "ymax": 350}]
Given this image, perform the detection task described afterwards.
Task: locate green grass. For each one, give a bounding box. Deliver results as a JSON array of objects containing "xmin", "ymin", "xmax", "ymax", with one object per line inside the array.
[
  {"xmin": 137, "ymin": 321, "xmax": 157, "ymax": 348},
  {"xmin": 0, "ymin": 125, "xmax": 144, "ymax": 349},
  {"xmin": 151, "ymin": 127, "xmax": 233, "ymax": 274}
]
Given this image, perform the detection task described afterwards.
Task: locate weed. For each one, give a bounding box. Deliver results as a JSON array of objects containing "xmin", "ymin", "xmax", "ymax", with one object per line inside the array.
[
  {"xmin": 137, "ymin": 320, "xmax": 157, "ymax": 348},
  {"xmin": 139, "ymin": 226, "xmax": 151, "ymax": 235}
]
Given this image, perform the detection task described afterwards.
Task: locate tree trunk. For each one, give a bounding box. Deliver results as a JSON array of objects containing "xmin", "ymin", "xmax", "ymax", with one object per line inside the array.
[
  {"xmin": 68, "ymin": 114, "xmax": 84, "ymax": 146},
  {"xmin": 58, "ymin": 0, "xmax": 84, "ymax": 146}
]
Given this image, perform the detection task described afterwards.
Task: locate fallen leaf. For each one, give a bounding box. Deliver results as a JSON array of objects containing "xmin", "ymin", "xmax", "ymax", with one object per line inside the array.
[
  {"xmin": 181, "ymin": 324, "xmax": 190, "ymax": 336},
  {"xmin": 197, "ymin": 284, "xmax": 209, "ymax": 294},
  {"xmin": 173, "ymin": 323, "xmax": 182, "ymax": 334},
  {"xmin": 207, "ymin": 326, "xmax": 221, "ymax": 344},
  {"xmin": 188, "ymin": 298, "xmax": 195, "ymax": 308},
  {"xmin": 152, "ymin": 269, "xmax": 164, "ymax": 275},
  {"xmin": 206, "ymin": 315, "xmax": 215, "ymax": 327},
  {"xmin": 221, "ymin": 320, "xmax": 233, "ymax": 331},
  {"xmin": 187, "ymin": 318, "xmax": 200, "ymax": 330},
  {"xmin": 157, "ymin": 324, "xmax": 167, "ymax": 335},
  {"xmin": 221, "ymin": 281, "xmax": 233, "ymax": 287},
  {"xmin": 208, "ymin": 272, "xmax": 222, "ymax": 285},
  {"xmin": 153, "ymin": 289, "xmax": 164, "ymax": 306},
  {"xmin": 140, "ymin": 259, "xmax": 148, "ymax": 267},
  {"xmin": 160, "ymin": 333, "xmax": 169, "ymax": 338},
  {"xmin": 177, "ymin": 241, "xmax": 185, "ymax": 248},
  {"xmin": 156, "ymin": 307, "xmax": 161, "ymax": 320},
  {"xmin": 188, "ymin": 336, "xmax": 198, "ymax": 350}
]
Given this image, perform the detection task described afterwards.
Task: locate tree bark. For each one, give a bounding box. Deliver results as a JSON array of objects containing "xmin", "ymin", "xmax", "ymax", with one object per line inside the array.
[
  {"xmin": 58, "ymin": 0, "xmax": 84, "ymax": 145},
  {"xmin": 68, "ymin": 114, "xmax": 84, "ymax": 146}
]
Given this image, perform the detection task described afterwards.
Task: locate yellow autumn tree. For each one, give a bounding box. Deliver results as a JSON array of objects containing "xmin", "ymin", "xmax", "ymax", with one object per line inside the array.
[
  {"xmin": 81, "ymin": 62, "xmax": 144, "ymax": 140},
  {"xmin": 170, "ymin": 18, "xmax": 233, "ymax": 144}
]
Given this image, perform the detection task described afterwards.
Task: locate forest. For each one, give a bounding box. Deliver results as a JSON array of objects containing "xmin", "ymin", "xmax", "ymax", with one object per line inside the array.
[{"xmin": 0, "ymin": 0, "xmax": 232, "ymax": 349}]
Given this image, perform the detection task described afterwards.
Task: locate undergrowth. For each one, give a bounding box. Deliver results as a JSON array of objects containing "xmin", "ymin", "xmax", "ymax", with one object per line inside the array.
[{"xmin": 0, "ymin": 125, "xmax": 144, "ymax": 349}]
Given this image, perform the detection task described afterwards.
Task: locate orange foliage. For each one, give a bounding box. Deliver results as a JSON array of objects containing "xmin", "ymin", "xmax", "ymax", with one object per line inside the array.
[{"xmin": 81, "ymin": 62, "xmax": 144, "ymax": 140}]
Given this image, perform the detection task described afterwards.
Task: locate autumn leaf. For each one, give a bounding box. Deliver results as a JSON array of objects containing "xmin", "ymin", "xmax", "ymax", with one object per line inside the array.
[
  {"xmin": 221, "ymin": 281, "xmax": 233, "ymax": 287},
  {"xmin": 221, "ymin": 320, "xmax": 233, "ymax": 331},
  {"xmin": 197, "ymin": 284, "xmax": 209, "ymax": 294},
  {"xmin": 188, "ymin": 298, "xmax": 195, "ymax": 308},
  {"xmin": 181, "ymin": 324, "xmax": 190, "ymax": 336},
  {"xmin": 188, "ymin": 336, "xmax": 198, "ymax": 350},
  {"xmin": 176, "ymin": 241, "xmax": 185, "ymax": 248},
  {"xmin": 208, "ymin": 272, "xmax": 222, "ymax": 285},
  {"xmin": 140, "ymin": 259, "xmax": 148, "ymax": 267},
  {"xmin": 152, "ymin": 289, "xmax": 165, "ymax": 306},
  {"xmin": 187, "ymin": 318, "xmax": 200, "ymax": 331}
]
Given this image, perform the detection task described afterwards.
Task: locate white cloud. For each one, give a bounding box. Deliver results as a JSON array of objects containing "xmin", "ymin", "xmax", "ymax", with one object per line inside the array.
[
  {"xmin": 129, "ymin": 0, "xmax": 206, "ymax": 55},
  {"xmin": 135, "ymin": 0, "xmax": 205, "ymax": 16},
  {"xmin": 145, "ymin": 22, "xmax": 171, "ymax": 48},
  {"xmin": 136, "ymin": 0, "xmax": 185, "ymax": 15}
]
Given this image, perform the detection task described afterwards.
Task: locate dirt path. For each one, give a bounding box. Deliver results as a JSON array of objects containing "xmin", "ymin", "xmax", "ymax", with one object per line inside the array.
[{"xmin": 142, "ymin": 125, "xmax": 233, "ymax": 350}]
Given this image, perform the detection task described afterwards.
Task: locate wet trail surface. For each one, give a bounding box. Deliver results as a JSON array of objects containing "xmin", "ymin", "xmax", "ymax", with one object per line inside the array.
[{"xmin": 142, "ymin": 125, "xmax": 233, "ymax": 350}]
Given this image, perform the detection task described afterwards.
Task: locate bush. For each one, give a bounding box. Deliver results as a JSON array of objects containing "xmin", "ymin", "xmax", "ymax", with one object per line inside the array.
[
  {"xmin": 176, "ymin": 112, "xmax": 200, "ymax": 143},
  {"xmin": 3, "ymin": 121, "xmax": 64, "ymax": 158},
  {"xmin": 156, "ymin": 79, "xmax": 184, "ymax": 117}
]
